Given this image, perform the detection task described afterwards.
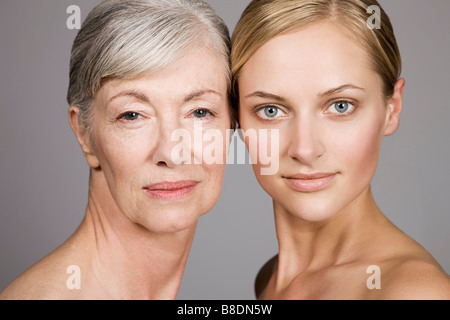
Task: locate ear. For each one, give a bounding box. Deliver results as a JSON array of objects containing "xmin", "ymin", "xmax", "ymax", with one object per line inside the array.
[
  {"xmin": 384, "ymin": 78, "xmax": 405, "ymax": 136},
  {"xmin": 68, "ymin": 106, "xmax": 100, "ymax": 169}
]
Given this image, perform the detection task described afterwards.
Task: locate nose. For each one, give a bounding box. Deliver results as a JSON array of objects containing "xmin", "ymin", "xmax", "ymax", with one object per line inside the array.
[
  {"xmin": 151, "ymin": 119, "xmax": 180, "ymax": 168},
  {"xmin": 287, "ymin": 116, "xmax": 325, "ymax": 165}
]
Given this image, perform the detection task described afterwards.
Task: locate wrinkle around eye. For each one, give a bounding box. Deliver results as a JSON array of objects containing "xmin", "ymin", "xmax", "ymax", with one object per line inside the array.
[{"xmin": 120, "ymin": 112, "xmax": 142, "ymax": 121}]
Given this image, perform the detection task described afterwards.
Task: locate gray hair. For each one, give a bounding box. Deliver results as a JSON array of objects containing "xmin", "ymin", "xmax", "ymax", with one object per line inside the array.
[{"xmin": 67, "ymin": 0, "xmax": 231, "ymax": 132}]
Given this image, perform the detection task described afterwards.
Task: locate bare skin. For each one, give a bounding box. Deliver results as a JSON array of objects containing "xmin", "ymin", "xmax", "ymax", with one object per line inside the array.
[
  {"xmin": 255, "ymin": 187, "xmax": 450, "ymax": 300},
  {"xmin": 0, "ymin": 47, "xmax": 230, "ymax": 300},
  {"xmin": 238, "ymin": 22, "xmax": 450, "ymax": 300},
  {"xmin": 0, "ymin": 172, "xmax": 196, "ymax": 300}
]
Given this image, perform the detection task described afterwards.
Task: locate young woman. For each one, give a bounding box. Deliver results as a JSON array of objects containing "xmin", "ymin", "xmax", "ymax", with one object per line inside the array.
[
  {"xmin": 231, "ymin": 0, "xmax": 450, "ymax": 299},
  {"xmin": 0, "ymin": 0, "xmax": 231, "ymax": 300}
]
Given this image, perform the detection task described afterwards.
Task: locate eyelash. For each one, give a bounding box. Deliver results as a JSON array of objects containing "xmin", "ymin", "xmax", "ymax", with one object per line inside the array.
[
  {"xmin": 117, "ymin": 111, "xmax": 142, "ymax": 122},
  {"xmin": 254, "ymin": 105, "xmax": 287, "ymax": 122},
  {"xmin": 325, "ymin": 99, "xmax": 358, "ymax": 118},
  {"xmin": 254, "ymin": 99, "xmax": 358, "ymax": 121},
  {"xmin": 117, "ymin": 108, "xmax": 216, "ymax": 122},
  {"xmin": 187, "ymin": 108, "xmax": 216, "ymax": 120}
]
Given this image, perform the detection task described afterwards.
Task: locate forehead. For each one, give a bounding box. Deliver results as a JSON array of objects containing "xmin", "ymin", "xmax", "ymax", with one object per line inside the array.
[
  {"xmin": 97, "ymin": 47, "xmax": 228, "ymax": 103},
  {"xmin": 239, "ymin": 21, "xmax": 380, "ymax": 95}
]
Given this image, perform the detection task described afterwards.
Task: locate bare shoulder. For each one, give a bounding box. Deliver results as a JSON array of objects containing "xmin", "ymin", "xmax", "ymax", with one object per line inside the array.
[
  {"xmin": 255, "ymin": 254, "xmax": 278, "ymax": 299},
  {"xmin": 0, "ymin": 249, "xmax": 79, "ymax": 300},
  {"xmin": 364, "ymin": 218, "xmax": 450, "ymax": 299},
  {"xmin": 375, "ymin": 257, "xmax": 450, "ymax": 300}
]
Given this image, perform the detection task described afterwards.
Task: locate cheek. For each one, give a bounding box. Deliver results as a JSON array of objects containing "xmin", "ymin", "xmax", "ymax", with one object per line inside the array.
[
  {"xmin": 94, "ymin": 126, "xmax": 154, "ymax": 191},
  {"xmin": 239, "ymin": 114, "xmax": 283, "ymax": 174},
  {"xmin": 198, "ymin": 127, "xmax": 229, "ymax": 205},
  {"xmin": 199, "ymin": 123, "xmax": 230, "ymax": 166},
  {"xmin": 332, "ymin": 117, "xmax": 385, "ymax": 181},
  {"xmin": 201, "ymin": 163, "xmax": 226, "ymax": 197}
]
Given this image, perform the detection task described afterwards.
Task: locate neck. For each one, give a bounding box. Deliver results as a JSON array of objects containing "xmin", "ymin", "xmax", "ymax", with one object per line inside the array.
[
  {"xmin": 69, "ymin": 170, "xmax": 196, "ymax": 299},
  {"xmin": 273, "ymin": 186, "xmax": 387, "ymax": 290}
]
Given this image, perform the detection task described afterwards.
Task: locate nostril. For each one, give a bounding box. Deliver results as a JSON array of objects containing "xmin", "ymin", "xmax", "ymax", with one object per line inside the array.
[{"xmin": 157, "ymin": 161, "xmax": 168, "ymax": 167}]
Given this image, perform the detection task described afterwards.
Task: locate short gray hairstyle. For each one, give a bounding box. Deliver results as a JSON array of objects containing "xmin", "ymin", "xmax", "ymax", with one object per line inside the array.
[{"xmin": 67, "ymin": 0, "xmax": 231, "ymax": 132}]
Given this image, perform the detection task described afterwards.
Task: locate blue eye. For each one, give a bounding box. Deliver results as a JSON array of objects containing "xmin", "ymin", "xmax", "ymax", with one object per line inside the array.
[
  {"xmin": 121, "ymin": 112, "xmax": 141, "ymax": 121},
  {"xmin": 264, "ymin": 106, "xmax": 279, "ymax": 118},
  {"xmin": 327, "ymin": 101, "xmax": 356, "ymax": 116},
  {"xmin": 334, "ymin": 101, "xmax": 349, "ymax": 113},
  {"xmin": 256, "ymin": 105, "xmax": 287, "ymax": 120},
  {"xmin": 193, "ymin": 109, "xmax": 211, "ymax": 118}
]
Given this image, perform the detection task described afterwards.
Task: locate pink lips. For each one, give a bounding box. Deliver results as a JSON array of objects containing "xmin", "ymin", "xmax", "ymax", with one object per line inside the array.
[
  {"xmin": 284, "ymin": 173, "xmax": 337, "ymax": 193},
  {"xmin": 144, "ymin": 180, "xmax": 199, "ymax": 200}
]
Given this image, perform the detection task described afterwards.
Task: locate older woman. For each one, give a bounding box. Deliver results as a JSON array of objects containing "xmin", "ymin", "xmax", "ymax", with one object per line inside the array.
[
  {"xmin": 232, "ymin": 0, "xmax": 450, "ymax": 299},
  {"xmin": 0, "ymin": 0, "xmax": 231, "ymax": 299}
]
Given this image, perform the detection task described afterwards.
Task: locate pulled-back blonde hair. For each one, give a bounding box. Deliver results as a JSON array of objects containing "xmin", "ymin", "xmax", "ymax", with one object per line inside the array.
[{"xmin": 231, "ymin": 0, "xmax": 401, "ymax": 114}]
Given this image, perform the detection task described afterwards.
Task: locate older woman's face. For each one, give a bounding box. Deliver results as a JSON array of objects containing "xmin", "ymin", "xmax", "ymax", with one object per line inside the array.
[
  {"xmin": 238, "ymin": 22, "xmax": 402, "ymax": 222},
  {"xmin": 88, "ymin": 48, "xmax": 230, "ymax": 232}
]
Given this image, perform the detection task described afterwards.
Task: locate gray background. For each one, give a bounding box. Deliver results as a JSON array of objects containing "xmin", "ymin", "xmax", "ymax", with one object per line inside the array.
[{"xmin": 0, "ymin": 0, "xmax": 448, "ymax": 299}]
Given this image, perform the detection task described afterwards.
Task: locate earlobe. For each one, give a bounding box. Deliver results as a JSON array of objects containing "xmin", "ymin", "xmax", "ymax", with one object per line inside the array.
[
  {"xmin": 68, "ymin": 106, "xmax": 100, "ymax": 169},
  {"xmin": 384, "ymin": 78, "xmax": 405, "ymax": 136}
]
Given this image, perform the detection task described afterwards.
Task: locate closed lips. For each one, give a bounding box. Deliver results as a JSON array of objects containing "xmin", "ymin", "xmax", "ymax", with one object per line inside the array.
[
  {"xmin": 144, "ymin": 180, "xmax": 199, "ymax": 199},
  {"xmin": 145, "ymin": 180, "xmax": 199, "ymax": 191},
  {"xmin": 283, "ymin": 173, "xmax": 337, "ymax": 192}
]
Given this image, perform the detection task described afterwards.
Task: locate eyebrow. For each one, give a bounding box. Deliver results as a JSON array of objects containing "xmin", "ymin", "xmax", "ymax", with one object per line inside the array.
[
  {"xmin": 244, "ymin": 91, "xmax": 286, "ymax": 102},
  {"xmin": 107, "ymin": 89, "xmax": 222, "ymax": 106},
  {"xmin": 319, "ymin": 84, "xmax": 366, "ymax": 96},
  {"xmin": 107, "ymin": 91, "xmax": 150, "ymax": 105},
  {"xmin": 184, "ymin": 89, "xmax": 223, "ymax": 102},
  {"xmin": 244, "ymin": 84, "xmax": 366, "ymax": 102}
]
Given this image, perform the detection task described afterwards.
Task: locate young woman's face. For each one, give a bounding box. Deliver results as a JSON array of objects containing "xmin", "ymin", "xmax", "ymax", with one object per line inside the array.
[
  {"xmin": 238, "ymin": 22, "xmax": 399, "ymax": 222},
  {"xmin": 87, "ymin": 47, "xmax": 230, "ymax": 233}
]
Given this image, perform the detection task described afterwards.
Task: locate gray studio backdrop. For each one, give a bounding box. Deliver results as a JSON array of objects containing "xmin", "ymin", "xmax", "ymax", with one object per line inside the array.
[{"xmin": 0, "ymin": 0, "xmax": 449, "ymax": 299}]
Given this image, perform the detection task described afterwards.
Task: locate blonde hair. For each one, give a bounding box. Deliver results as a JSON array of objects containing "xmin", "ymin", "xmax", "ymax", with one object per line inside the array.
[
  {"xmin": 231, "ymin": 0, "xmax": 401, "ymax": 112},
  {"xmin": 67, "ymin": 0, "xmax": 231, "ymax": 133}
]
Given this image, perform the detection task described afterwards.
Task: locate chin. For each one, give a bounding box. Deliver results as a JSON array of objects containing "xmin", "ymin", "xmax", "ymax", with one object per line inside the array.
[
  {"xmin": 290, "ymin": 206, "xmax": 338, "ymax": 223},
  {"xmin": 275, "ymin": 191, "xmax": 345, "ymax": 223},
  {"xmin": 296, "ymin": 210, "xmax": 337, "ymax": 223},
  {"xmin": 138, "ymin": 204, "xmax": 207, "ymax": 234}
]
